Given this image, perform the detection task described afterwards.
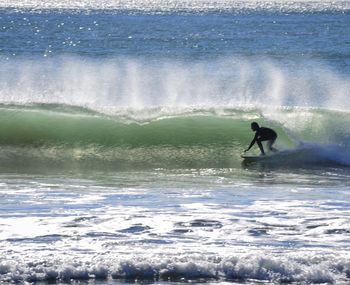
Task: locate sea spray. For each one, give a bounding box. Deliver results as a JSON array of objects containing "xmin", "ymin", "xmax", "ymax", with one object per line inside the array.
[{"xmin": 1, "ymin": 57, "xmax": 349, "ymax": 111}]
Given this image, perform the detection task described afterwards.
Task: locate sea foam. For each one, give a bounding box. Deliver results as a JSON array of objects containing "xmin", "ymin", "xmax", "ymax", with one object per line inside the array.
[{"xmin": 0, "ymin": 253, "xmax": 349, "ymax": 283}]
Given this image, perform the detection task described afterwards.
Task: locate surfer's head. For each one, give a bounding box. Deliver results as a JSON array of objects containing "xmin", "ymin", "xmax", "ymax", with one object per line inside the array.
[{"xmin": 251, "ymin": 122, "xmax": 259, "ymax": 131}]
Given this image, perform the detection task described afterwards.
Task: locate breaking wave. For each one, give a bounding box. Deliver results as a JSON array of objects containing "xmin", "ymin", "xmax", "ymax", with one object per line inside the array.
[
  {"xmin": 0, "ymin": 103, "xmax": 349, "ymax": 170},
  {"xmin": 0, "ymin": 56, "xmax": 349, "ymax": 170},
  {"xmin": 1, "ymin": 252, "xmax": 350, "ymax": 284}
]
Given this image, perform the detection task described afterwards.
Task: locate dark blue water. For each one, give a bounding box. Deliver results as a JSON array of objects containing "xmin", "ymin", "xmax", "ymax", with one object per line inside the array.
[{"xmin": 1, "ymin": 10, "xmax": 349, "ymax": 71}]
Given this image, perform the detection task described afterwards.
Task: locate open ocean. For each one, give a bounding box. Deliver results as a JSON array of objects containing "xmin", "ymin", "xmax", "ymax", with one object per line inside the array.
[{"xmin": 0, "ymin": 0, "xmax": 350, "ymax": 284}]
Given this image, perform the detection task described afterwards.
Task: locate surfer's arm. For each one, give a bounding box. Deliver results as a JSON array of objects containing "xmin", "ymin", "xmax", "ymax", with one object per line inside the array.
[{"xmin": 245, "ymin": 134, "xmax": 257, "ymax": 152}]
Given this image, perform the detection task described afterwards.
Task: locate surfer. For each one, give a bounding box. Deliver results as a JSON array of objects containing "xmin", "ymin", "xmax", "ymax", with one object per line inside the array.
[{"xmin": 244, "ymin": 122, "xmax": 278, "ymax": 156}]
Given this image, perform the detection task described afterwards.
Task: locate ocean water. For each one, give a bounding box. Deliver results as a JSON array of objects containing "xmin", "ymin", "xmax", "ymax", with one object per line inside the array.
[{"xmin": 1, "ymin": 0, "xmax": 350, "ymax": 284}]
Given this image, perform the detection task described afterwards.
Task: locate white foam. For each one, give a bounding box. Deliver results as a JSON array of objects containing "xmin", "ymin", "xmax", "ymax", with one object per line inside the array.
[
  {"xmin": 1, "ymin": 171, "xmax": 350, "ymax": 283},
  {"xmin": 0, "ymin": 252, "xmax": 349, "ymax": 283}
]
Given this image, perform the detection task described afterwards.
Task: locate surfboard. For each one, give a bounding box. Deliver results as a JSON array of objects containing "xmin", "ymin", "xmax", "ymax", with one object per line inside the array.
[
  {"xmin": 241, "ymin": 154, "xmax": 271, "ymax": 162},
  {"xmin": 241, "ymin": 150, "xmax": 293, "ymax": 163}
]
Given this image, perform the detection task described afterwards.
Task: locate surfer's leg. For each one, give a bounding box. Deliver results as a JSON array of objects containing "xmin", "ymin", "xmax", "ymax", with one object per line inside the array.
[
  {"xmin": 267, "ymin": 139, "xmax": 278, "ymax": 152},
  {"xmin": 257, "ymin": 140, "xmax": 265, "ymax": 155}
]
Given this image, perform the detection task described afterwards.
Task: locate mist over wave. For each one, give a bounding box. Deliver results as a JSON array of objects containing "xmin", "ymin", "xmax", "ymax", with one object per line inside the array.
[{"xmin": 1, "ymin": 56, "xmax": 349, "ymax": 112}]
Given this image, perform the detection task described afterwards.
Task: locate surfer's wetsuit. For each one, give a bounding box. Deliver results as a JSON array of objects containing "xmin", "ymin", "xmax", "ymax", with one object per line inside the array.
[{"xmin": 245, "ymin": 122, "xmax": 278, "ymax": 155}]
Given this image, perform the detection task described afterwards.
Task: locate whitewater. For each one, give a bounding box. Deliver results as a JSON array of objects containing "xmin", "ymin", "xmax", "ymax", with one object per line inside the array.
[{"xmin": 0, "ymin": 1, "xmax": 350, "ymax": 284}]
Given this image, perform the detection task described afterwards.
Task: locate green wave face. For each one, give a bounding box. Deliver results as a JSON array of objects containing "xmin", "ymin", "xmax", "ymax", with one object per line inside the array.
[{"xmin": 0, "ymin": 104, "xmax": 349, "ymax": 171}]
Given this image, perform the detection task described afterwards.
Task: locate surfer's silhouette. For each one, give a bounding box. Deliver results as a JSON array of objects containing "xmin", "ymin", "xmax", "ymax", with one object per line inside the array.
[{"xmin": 244, "ymin": 122, "xmax": 278, "ymax": 156}]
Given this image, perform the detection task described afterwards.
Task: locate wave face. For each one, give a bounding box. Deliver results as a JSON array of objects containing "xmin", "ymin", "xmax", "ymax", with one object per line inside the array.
[{"xmin": 0, "ymin": 103, "xmax": 350, "ymax": 170}]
